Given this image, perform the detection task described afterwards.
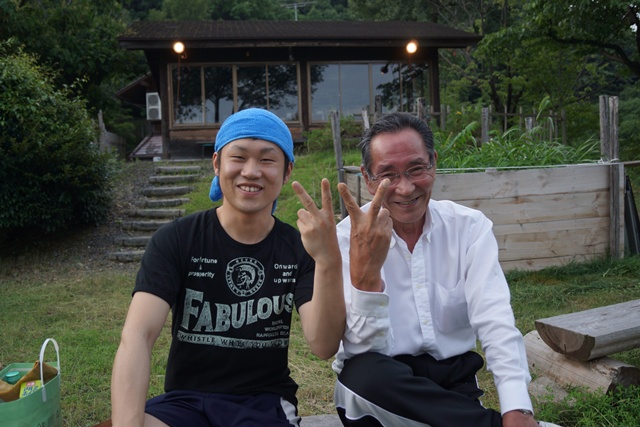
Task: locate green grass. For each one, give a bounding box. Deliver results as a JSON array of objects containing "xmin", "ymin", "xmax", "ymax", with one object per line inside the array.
[{"xmin": 2, "ymin": 143, "xmax": 640, "ymax": 426}]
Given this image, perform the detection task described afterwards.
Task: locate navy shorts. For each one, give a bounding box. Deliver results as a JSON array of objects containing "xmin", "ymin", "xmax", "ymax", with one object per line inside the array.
[{"xmin": 145, "ymin": 390, "xmax": 300, "ymax": 427}]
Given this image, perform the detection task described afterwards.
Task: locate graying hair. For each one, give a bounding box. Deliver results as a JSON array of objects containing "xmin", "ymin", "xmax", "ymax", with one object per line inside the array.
[{"xmin": 359, "ymin": 112, "xmax": 435, "ymax": 173}]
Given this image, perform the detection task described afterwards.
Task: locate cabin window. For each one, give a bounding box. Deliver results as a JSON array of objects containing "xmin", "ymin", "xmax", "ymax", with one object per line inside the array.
[
  {"xmin": 170, "ymin": 63, "xmax": 299, "ymax": 127},
  {"xmin": 309, "ymin": 62, "xmax": 421, "ymax": 123}
]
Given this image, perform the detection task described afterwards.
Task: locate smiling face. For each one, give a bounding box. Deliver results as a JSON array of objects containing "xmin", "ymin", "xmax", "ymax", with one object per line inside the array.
[
  {"xmin": 363, "ymin": 128, "xmax": 437, "ymax": 229},
  {"xmin": 213, "ymin": 138, "xmax": 292, "ymax": 217}
]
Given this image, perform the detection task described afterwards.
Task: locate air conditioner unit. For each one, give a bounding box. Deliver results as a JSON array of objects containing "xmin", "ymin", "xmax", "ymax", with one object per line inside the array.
[{"xmin": 146, "ymin": 92, "xmax": 161, "ymax": 121}]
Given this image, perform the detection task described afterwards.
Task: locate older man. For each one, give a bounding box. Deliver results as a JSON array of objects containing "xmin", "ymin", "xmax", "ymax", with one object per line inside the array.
[{"xmin": 333, "ymin": 112, "xmax": 561, "ymax": 427}]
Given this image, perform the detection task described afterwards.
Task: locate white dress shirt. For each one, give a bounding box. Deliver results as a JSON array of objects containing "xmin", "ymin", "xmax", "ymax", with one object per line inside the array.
[{"xmin": 332, "ymin": 199, "xmax": 533, "ymax": 415}]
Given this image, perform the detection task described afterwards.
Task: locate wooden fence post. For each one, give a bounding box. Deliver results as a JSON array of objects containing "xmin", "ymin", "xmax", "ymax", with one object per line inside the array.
[
  {"xmin": 600, "ymin": 96, "xmax": 611, "ymax": 161},
  {"xmin": 440, "ymin": 104, "xmax": 446, "ymax": 131},
  {"xmin": 330, "ymin": 110, "xmax": 347, "ymax": 219},
  {"xmin": 362, "ymin": 108, "xmax": 370, "ymax": 130},
  {"xmin": 374, "ymin": 95, "xmax": 382, "ymax": 123},
  {"xmin": 503, "ymin": 105, "xmax": 508, "ymax": 132},
  {"xmin": 481, "ymin": 107, "xmax": 489, "ymax": 144},
  {"xmin": 525, "ymin": 117, "xmax": 533, "ymax": 133},
  {"xmin": 600, "ymin": 95, "xmax": 623, "ymax": 258},
  {"xmin": 417, "ymin": 97, "xmax": 427, "ymax": 123},
  {"xmin": 561, "ymin": 109, "xmax": 567, "ymax": 145}
]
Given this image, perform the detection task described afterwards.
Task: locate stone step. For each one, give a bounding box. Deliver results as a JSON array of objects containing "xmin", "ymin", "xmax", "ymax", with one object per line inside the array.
[
  {"xmin": 137, "ymin": 197, "xmax": 190, "ymax": 208},
  {"xmin": 115, "ymin": 235, "xmax": 152, "ymax": 247},
  {"xmin": 127, "ymin": 208, "xmax": 185, "ymax": 219},
  {"xmin": 108, "ymin": 250, "xmax": 145, "ymax": 263},
  {"xmin": 121, "ymin": 220, "xmax": 171, "ymax": 232},
  {"xmin": 155, "ymin": 165, "xmax": 202, "ymax": 174},
  {"xmin": 142, "ymin": 186, "xmax": 193, "ymax": 197},
  {"xmin": 148, "ymin": 174, "xmax": 199, "ymax": 184}
]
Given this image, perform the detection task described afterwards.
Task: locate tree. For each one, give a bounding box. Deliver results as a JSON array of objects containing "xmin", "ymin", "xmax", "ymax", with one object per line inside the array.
[
  {"xmin": 0, "ymin": 0, "xmax": 147, "ymax": 147},
  {"xmin": 0, "ymin": 41, "xmax": 114, "ymax": 235},
  {"xmin": 527, "ymin": 0, "xmax": 640, "ymax": 78},
  {"xmin": 149, "ymin": 0, "xmax": 213, "ymax": 20}
]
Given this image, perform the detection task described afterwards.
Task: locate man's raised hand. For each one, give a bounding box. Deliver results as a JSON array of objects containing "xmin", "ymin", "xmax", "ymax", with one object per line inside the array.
[
  {"xmin": 292, "ymin": 178, "xmax": 340, "ymax": 264},
  {"xmin": 337, "ymin": 179, "xmax": 392, "ymax": 292}
]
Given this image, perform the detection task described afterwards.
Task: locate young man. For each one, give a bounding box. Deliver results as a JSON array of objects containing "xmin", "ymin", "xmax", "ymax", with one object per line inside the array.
[
  {"xmin": 111, "ymin": 108, "xmax": 345, "ymax": 427},
  {"xmin": 333, "ymin": 112, "xmax": 561, "ymax": 427}
]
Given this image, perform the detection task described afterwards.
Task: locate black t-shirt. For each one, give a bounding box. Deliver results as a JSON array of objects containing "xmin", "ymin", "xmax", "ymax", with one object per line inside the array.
[{"xmin": 134, "ymin": 208, "xmax": 315, "ymax": 406}]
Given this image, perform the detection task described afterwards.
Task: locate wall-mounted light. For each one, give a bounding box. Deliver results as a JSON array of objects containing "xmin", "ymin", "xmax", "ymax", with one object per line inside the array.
[
  {"xmin": 406, "ymin": 40, "xmax": 418, "ymax": 54},
  {"xmin": 173, "ymin": 41, "xmax": 185, "ymax": 55}
]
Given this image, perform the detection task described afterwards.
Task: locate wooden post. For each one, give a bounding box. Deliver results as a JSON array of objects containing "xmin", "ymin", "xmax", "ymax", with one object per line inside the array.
[
  {"xmin": 519, "ymin": 106, "xmax": 523, "ymax": 130},
  {"xmin": 362, "ymin": 108, "xmax": 370, "ymax": 131},
  {"xmin": 601, "ymin": 96, "xmax": 623, "ymax": 258},
  {"xmin": 503, "ymin": 105, "xmax": 508, "ymax": 132},
  {"xmin": 561, "ymin": 109, "xmax": 567, "ymax": 145},
  {"xmin": 600, "ymin": 95, "xmax": 611, "ymax": 161},
  {"xmin": 525, "ymin": 117, "xmax": 533, "ymax": 132},
  {"xmin": 330, "ymin": 110, "xmax": 347, "ymax": 219},
  {"xmin": 481, "ymin": 107, "xmax": 489, "ymax": 144},
  {"xmin": 374, "ymin": 95, "xmax": 382, "ymax": 123},
  {"xmin": 416, "ymin": 97, "xmax": 427, "ymax": 123}
]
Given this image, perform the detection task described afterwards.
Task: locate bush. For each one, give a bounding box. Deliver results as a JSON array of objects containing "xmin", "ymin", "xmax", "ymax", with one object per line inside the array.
[
  {"xmin": 0, "ymin": 42, "xmax": 115, "ymax": 234},
  {"xmin": 302, "ymin": 115, "xmax": 364, "ymax": 153}
]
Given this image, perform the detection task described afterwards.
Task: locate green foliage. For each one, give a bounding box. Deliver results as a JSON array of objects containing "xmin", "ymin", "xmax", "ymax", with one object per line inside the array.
[
  {"xmin": 302, "ymin": 116, "xmax": 364, "ymax": 153},
  {"xmin": 297, "ymin": 0, "xmax": 353, "ymax": 20},
  {"xmin": 618, "ymin": 81, "xmax": 640, "ymax": 161},
  {"xmin": 150, "ymin": 0, "xmax": 213, "ymax": 20},
  {"xmin": 0, "ymin": 44, "xmax": 115, "ymax": 233},
  {"xmin": 526, "ymin": 0, "xmax": 640, "ymax": 78},
  {"xmin": 435, "ymin": 111, "xmax": 600, "ymax": 170},
  {"xmin": 535, "ymin": 385, "xmax": 640, "ymax": 426},
  {"xmin": 0, "ymin": 0, "xmax": 140, "ymax": 110}
]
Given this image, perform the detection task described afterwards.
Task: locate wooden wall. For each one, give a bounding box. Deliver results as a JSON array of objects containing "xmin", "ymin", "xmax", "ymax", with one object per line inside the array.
[{"xmin": 344, "ymin": 163, "xmax": 625, "ymax": 271}]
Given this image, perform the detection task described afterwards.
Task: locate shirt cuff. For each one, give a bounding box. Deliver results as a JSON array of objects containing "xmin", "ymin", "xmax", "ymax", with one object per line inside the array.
[
  {"xmin": 349, "ymin": 285, "xmax": 389, "ymax": 316},
  {"xmin": 497, "ymin": 379, "xmax": 533, "ymax": 416}
]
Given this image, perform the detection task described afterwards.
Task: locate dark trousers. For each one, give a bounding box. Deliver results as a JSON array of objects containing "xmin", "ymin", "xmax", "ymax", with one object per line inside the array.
[{"xmin": 335, "ymin": 351, "xmax": 502, "ymax": 427}]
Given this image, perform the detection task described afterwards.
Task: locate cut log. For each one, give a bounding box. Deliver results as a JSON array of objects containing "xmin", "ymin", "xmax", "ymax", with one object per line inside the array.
[
  {"xmin": 534, "ymin": 299, "xmax": 640, "ymax": 361},
  {"xmin": 524, "ymin": 330, "xmax": 640, "ymax": 393}
]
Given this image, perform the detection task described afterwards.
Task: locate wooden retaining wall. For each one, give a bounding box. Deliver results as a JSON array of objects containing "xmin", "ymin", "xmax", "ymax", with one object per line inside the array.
[{"xmin": 344, "ymin": 163, "xmax": 625, "ymax": 271}]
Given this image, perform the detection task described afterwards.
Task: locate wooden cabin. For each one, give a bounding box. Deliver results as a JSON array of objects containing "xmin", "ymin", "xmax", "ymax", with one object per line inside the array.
[{"xmin": 117, "ymin": 20, "xmax": 481, "ymax": 159}]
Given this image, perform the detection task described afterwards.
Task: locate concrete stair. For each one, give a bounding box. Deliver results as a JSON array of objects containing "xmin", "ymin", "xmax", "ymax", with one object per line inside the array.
[{"xmin": 108, "ymin": 162, "xmax": 204, "ymax": 263}]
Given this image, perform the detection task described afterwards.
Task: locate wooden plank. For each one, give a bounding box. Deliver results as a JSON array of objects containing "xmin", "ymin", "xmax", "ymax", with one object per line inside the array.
[
  {"xmin": 330, "ymin": 111, "xmax": 347, "ymax": 219},
  {"xmin": 433, "ymin": 164, "xmax": 609, "ymax": 200},
  {"xmin": 534, "ymin": 300, "xmax": 640, "ymax": 361},
  {"xmin": 496, "ymin": 229, "xmax": 608, "ymax": 262},
  {"xmin": 501, "ymin": 254, "xmax": 602, "ymax": 272},
  {"xmin": 524, "ymin": 331, "xmax": 640, "ymax": 394},
  {"xmin": 493, "ymin": 217, "xmax": 609, "ymax": 236},
  {"xmin": 452, "ymin": 191, "xmax": 609, "ymax": 225}
]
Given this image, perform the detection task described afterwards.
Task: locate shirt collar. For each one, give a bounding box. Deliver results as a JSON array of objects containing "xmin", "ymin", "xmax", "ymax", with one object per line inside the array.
[{"xmin": 389, "ymin": 204, "xmax": 433, "ymax": 248}]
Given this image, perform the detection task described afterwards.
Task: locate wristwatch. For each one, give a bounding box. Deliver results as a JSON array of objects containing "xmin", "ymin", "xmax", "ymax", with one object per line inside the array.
[{"xmin": 516, "ymin": 409, "xmax": 534, "ymax": 416}]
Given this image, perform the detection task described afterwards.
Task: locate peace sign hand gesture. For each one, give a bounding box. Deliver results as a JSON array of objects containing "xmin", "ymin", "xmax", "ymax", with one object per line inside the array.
[
  {"xmin": 292, "ymin": 178, "xmax": 340, "ymax": 265},
  {"xmin": 337, "ymin": 179, "xmax": 392, "ymax": 292}
]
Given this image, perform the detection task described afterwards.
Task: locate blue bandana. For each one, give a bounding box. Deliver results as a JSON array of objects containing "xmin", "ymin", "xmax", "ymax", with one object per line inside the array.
[{"xmin": 209, "ymin": 108, "xmax": 295, "ymax": 207}]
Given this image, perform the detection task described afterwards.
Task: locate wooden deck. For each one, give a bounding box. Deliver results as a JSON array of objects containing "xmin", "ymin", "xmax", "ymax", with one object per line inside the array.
[{"xmin": 130, "ymin": 134, "xmax": 162, "ymax": 159}]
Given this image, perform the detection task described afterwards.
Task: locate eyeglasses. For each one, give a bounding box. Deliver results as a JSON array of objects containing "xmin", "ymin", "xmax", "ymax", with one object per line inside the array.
[{"xmin": 367, "ymin": 163, "xmax": 434, "ymax": 185}]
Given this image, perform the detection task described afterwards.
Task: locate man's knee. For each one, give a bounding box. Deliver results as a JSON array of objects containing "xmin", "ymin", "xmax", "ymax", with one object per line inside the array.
[{"xmin": 338, "ymin": 352, "xmax": 410, "ymax": 393}]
